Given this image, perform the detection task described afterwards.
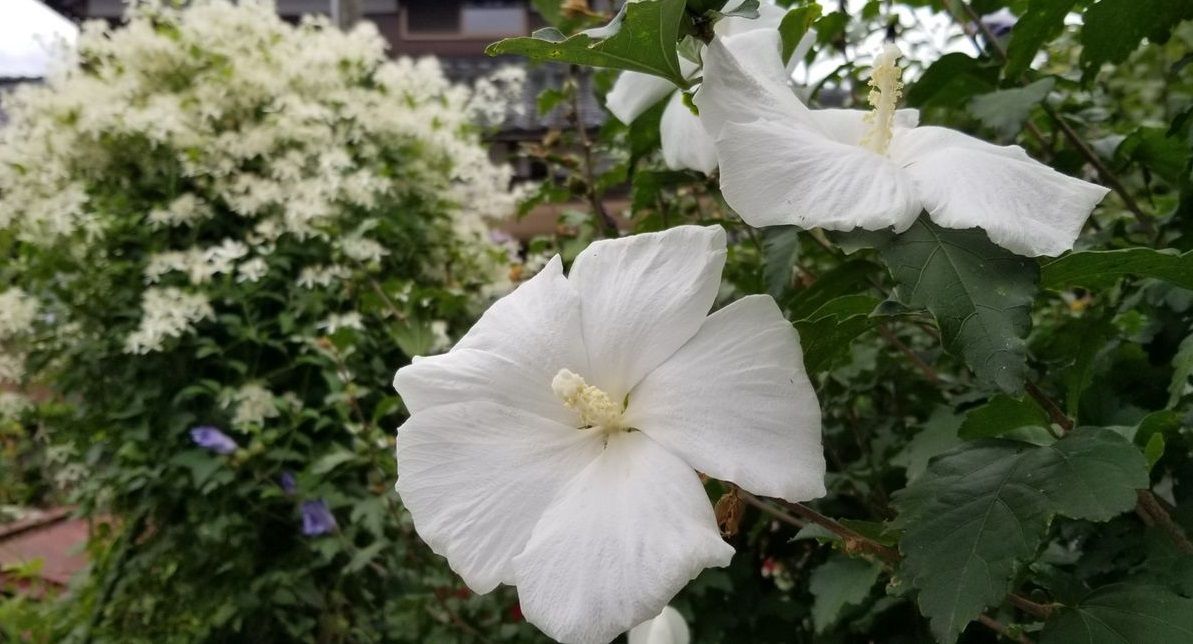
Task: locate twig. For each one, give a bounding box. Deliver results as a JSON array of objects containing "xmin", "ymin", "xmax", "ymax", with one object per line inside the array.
[
  {"xmin": 1025, "ymin": 382, "xmax": 1073, "ymax": 434},
  {"xmin": 877, "ymin": 324, "xmax": 940, "ymax": 383},
  {"xmin": 1137, "ymin": 489, "xmax": 1193, "ymax": 555},
  {"xmin": 978, "ymin": 614, "xmax": 1033, "ymax": 644},
  {"xmin": 567, "ymin": 65, "xmax": 618, "ymax": 237}
]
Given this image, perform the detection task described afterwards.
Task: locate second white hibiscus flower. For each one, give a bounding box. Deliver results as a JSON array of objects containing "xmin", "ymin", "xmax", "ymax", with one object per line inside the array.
[{"xmin": 393, "ymin": 225, "xmax": 825, "ymax": 644}]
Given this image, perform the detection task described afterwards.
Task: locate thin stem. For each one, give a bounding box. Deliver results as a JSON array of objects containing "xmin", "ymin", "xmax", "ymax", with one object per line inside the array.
[
  {"xmin": 1137, "ymin": 489, "xmax": 1193, "ymax": 555},
  {"xmin": 877, "ymin": 324, "xmax": 940, "ymax": 384},
  {"xmin": 567, "ymin": 65, "xmax": 618, "ymax": 237},
  {"xmin": 1025, "ymin": 382, "xmax": 1073, "ymax": 434},
  {"xmin": 956, "ymin": 1, "xmax": 1154, "ymax": 233},
  {"xmin": 977, "ymin": 614, "xmax": 1033, "ymax": 644},
  {"xmin": 1007, "ymin": 593, "xmax": 1054, "ymax": 620}
]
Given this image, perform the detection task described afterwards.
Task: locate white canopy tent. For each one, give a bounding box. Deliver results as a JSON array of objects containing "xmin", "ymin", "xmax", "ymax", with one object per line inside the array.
[{"xmin": 0, "ymin": 0, "xmax": 77, "ymax": 80}]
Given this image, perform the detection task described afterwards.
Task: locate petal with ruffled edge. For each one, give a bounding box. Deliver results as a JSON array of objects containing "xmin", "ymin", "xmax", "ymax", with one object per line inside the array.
[
  {"xmin": 695, "ymin": 30, "xmax": 807, "ymax": 140},
  {"xmin": 892, "ymin": 126, "xmax": 1110, "ymax": 257},
  {"xmin": 715, "ymin": 1, "xmax": 789, "ymax": 37},
  {"xmin": 606, "ymin": 71, "xmax": 676, "ymax": 124},
  {"xmin": 513, "ymin": 431, "xmax": 734, "ymax": 644},
  {"xmin": 628, "ymin": 606, "xmax": 690, "ymax": 644},
  {"xmin": 717, "ymin": 119, "xmax": 921, "ymax": 231},
  {"xmin": 567, "ymin": 225, "xmax": 726, "ymax": 400},
  {"xmin": 625, "ymin": 295, "xmax": 825, "ymax": 502},
  {"xmin": 393, "ymin": 256, "xmax": 588, "ymax": 425},
  {"xmin": 661, "ymin": 92, "xmax": 718, "ymax": 174},
  {"xmin": 395, "ymin": 401, "xmax": 604, "ymax": 593}
]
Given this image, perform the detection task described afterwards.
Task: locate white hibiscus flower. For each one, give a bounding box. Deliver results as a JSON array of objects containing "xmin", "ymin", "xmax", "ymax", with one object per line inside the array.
[
  {"xmin": 695, "ymin": 30, "xmax": 1110, "ymax": 257},
  {"xmin": 605, "ymin": 1, "xmax": 815, "ymax": 174},
  {"xmin": 393, "ymin": 225, "xmax": 824, "ymax": 644}
]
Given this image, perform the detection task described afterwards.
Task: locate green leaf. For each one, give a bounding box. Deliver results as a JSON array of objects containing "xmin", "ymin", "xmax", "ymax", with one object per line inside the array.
[
  {"xmin": 1037, "ymin": 315, "xmax": 1117, "ymax": 418},
  {"xmin": 787, "ymin": 259, "xmax": 881, "ymax": 321},
  {"xmin": 794, "ymin": 295, "xmax": 883, "ymax": 374},
  {"xmin": 894, "ymin": 429, "xmax": 1147, "ymax": 643},
  {"xmin": 869, "ymin": 216, "xmax": 1039, "ymax": 394},
  {"xmin": 958, "ymin": 395, "xmax": 1050, "ymax": 440},
  {"xmin": 1041, "ymin": 584, "xmax": 1193, "ymax": 643},
  {"xmin": 778, "ymin": 5, "xmax": 821, "ymax": 63},
  {"xmin": 1080, "ymin": 0, "xmax": 1193, "ymax": 80},
  {"xmin": 809, "ymin": 554, "xmax": 882, "ymax": 634},
  {"xmin": 1005, "ymin": 0, "xmax": 1078, "ymax": 79},
  {"xmin": 312, "ymin": 450, "xmax": 357, "ymax": 476},
  {"xmin": 892, "ymin": 406, "xmax": 964, "ymax": 483},
  {"xmin": 1041, "ymin": 248, "xmax": 1193, "ymax": 291},
  {"xmin": 1169, "ymin": 330, "xmax": 1193, "ymax": 408},
  {"xmin": 1116, "ymin": 126, "xmax": 1192, "ymax": 185},
  {"xmin": 907, "ymin": 53, "xmax": 998, "ymax": 110},
  {"xmin": 969, "ymin": 78, "xmax": 1055, "ymax": 139},
  {"xmin": 762, "ymin": 226, "xmax": 801, "ymax": 300},
  {"xmin": 486, "ymin": 0, "xmax": 689, "ymax": 86}
]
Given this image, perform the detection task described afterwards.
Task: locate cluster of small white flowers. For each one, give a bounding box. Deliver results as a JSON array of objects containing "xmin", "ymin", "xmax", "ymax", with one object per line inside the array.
[
  {"xmin": 319, "ymin": 312, "xmax": 366, "ymax": 334},
  {"xmin": 0, "ymin": 289, "xmax": 39, "ymax": 337},
  {"xmin": 0, "ymin": 0, "xmax": 519, "ymax": 364},
  {"xmin": 338, "ymin": 235, "xmax": 388, "ymax": 264},
  {"xmin": 224, "ymin": 382, "xmax": 279, "ymax": 429},
  {"xmin": 297, "ymin": 264, "xmax": 352, "ymax": 289},
  {"xmin": 468, "ymin": 65, "xmax": 527, "ymax": 127},
  {"xmin": 124, "ymin": 288, "xmax": 215, "ymax": 354}
]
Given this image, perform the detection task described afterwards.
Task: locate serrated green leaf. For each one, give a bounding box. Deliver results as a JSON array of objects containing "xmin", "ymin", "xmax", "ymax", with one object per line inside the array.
[
  {"xmin": 1041, "ymin": 248, "xmax": 1193, "ymax": 291},
  {"xmin": 870, "ymin": 216, "xmax": 1038, "ymax": 394},
  {"xmin": 809, "ymin": 554, "xmax": 882, "ymax": 634},
  {"xmin": 969, "ymin": 78, "xmax": 1055, "ymax": 139},
  {"xmin": 894, "ymin": 429, "xmax": 1147, "ymax": 643},
  {"xmin": 1005, "ymin": 0, "xmax": 1078, "ymax": 79},
  {"xmin": 794, "ymin": 295, "xmax": 883, "ymax": 374},
  {"xmin": 1079, "ymin": 0, "xmax": 1193, "ymax": 80},
  {"xmin": 892, "ymin": 406, "xmax": 963, "ymax": 483},
  {"xmin": 1169, "ymin": 330, "xmax": 1193, "ymax": 408},
  {"xmin": 1041, "ymin": 584, "xmax": 1193, "ymax": 643},
  {"xmin": 959, "ymin": 395, "xmax": 1050, "ymax": 440},
  {"xmin": 762, "ymin": 226, "xmax": 800, "ymax": 300},
  {"xmin": 486, "ymin": 0, "xmax": 688, "ymax": 86}
]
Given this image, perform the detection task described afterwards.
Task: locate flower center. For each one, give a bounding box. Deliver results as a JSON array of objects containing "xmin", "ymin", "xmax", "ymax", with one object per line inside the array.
[
  {"xmin": 551, "ymin": 368, "xmax": 624, "ymax": 432},
  {"xmin": 860, "ymin": 43, "xmax": 904, "ymax": 156}
]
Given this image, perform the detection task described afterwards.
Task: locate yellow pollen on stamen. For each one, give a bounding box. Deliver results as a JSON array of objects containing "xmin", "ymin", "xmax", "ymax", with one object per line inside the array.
[
  {"xmin": 551, "ymin": 368, "xmax": 624, "ymax": 431},
  {"xmin": 860, "ymin": 43, "xmax": 904, "ymax": 156}
]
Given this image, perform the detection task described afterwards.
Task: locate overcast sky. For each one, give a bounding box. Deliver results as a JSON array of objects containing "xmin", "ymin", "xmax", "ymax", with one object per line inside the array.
[{"xmin": 1, "ymin": 0, "xmax": 78, "ymax": 79}]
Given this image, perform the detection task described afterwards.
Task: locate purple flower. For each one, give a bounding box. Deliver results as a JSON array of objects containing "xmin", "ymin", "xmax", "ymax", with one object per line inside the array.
[
  {"xmin": 279, "ymin": 471, "xmax": 297, "ymax": 495},
  {"xmin": 189, "ymin": 426, "xmax": 238, "ymax": 455},
  {"xmin": 980, "ymin": 8, "xmax": 1016, "ymax": 38},
  {"xmin": 301, "ymin": 500, "xmax": 337, "ymax": 536}
]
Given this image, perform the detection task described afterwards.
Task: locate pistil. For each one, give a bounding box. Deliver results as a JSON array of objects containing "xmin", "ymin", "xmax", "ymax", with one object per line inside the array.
[{"xmin": 860, "ymin": 43, "xmax": 904, "ymax": 156}]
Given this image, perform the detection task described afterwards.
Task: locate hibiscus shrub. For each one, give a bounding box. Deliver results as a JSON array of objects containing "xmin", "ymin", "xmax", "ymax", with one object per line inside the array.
[
  {"xmin": 0, "ymin": 1, "xmax": 539, "ymax": 640},
  {"xmin": 467, "ymin": 1, "xmax": 1193, "ymax": 642}
]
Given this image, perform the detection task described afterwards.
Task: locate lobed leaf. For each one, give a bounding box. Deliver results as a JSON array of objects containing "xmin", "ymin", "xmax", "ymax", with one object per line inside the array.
[{"xmin": 486, "ymin": 0, "xmax": 689, "ymax": 86}]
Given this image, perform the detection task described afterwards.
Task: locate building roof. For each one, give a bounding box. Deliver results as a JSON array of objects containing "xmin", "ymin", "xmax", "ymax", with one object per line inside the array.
[{"xmin": 0, "ymin": 0, "xmax": 78, "ymax": 81}]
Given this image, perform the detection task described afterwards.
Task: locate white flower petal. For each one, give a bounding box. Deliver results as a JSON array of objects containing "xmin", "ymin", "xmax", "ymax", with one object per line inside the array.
[
  {"xmin": 395, "ymin": 401, "xmax": 603, "ymax": 593},
  {"xmin": 607, "ymin": 71, "xmax": 676, "ymax": 124},
  {"xmin": 513, "ymin": 431, "xmax": 734, "ymax": 644},
  {"xmin": 894, "ymin": 126, "xmax": 1110, "ymax": 256},
  {"xmin": 717, "ymin": 120, "xmax": 921, "ymax": 231},
  {"xmin": 394, "ymin": 255, "xmax": 588, "ymax": 422},
  {"xmin": 625, "ymin": 295, "xmax": 825, "ymax": 501},
  {"xmin": 568, "ymin": 225, "xmax": 726, "ymax": 399},
  {"xmin": 628, "ymin": 606, "xmax": 690, "ymax": 644},
  {"xmin": 695, "ymin": 30, "xmax": 806, "ymax": 140},
  {"xmin": 661, "ymin": 92, "xmax": 718, "ymax": 174}
]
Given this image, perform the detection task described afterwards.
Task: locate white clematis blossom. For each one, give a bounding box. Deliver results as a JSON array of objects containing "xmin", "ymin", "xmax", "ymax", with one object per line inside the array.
[
  {"xmin": 605, "ymin": 1, "xmax": 814, "ymax": 174},
  {"xmin": 695, "ymin": 30, "xmax": 1110, "ymax": 257},
  {"xmin": 393, "ymin": 225, "xmax": 824, "ymax": 644},
  {"xmin": 628, "ymin": 606, "xmax": 690, "ymax": 644}
]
